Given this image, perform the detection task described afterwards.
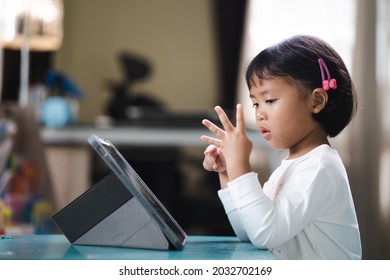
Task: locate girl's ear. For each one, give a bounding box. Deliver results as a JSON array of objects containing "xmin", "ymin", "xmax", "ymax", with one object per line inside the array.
[{"xmin": 311, "ymin": 88, "xmax": 328, "ymax": 114}]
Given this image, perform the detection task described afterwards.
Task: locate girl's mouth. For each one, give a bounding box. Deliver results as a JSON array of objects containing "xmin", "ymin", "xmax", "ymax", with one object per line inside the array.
[{"xmin": 259, "ymin": 126, "xmax": 271, "ymax": 140}]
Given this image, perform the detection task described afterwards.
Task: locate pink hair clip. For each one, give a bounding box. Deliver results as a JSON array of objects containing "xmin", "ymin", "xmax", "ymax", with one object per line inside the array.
[{"xmin": 318, "ymin": 58, "xmax": 337, "ymax": 91}]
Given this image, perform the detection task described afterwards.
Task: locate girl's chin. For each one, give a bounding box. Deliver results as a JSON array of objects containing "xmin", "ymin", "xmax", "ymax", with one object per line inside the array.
[{"xmin": 267, "ymin": 141, "xmax": 288, "ymax": 151}]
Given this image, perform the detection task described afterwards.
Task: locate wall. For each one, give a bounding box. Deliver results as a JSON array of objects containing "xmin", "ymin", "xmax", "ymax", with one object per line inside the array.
[{"xmin": 54, "ymin": 0, "xmax": 219, "ymax": 122}]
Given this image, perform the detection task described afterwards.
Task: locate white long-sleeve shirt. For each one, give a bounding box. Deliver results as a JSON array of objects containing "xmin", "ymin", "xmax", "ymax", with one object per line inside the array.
[{"xmin": 218, "ymin": 145, "xmax": 362, "ymax": 259}]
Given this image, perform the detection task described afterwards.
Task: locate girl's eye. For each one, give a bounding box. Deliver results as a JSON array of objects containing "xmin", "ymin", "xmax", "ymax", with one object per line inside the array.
[
  {"xmin": 266, "ymin": 99, "xmax": 277, "ymax": 104},
  {"xmin": 252, "ymin": 103, "xmax": 259, "ymax": 109}
]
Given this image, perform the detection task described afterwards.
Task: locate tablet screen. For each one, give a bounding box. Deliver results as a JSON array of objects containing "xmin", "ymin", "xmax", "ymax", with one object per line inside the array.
[{"xmin": 88, "ymin": 135, "xmax": 187, "ymax": 249}]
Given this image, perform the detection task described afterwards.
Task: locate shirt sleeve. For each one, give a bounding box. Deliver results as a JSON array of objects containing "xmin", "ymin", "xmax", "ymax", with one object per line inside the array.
[
  {"xmin": 225, "ymin": 172, "xmax": 276, "ymax": 248},
  {"xmin": 218, "ymin": 187, "xmax": 249, "ymax": 241},
  {"xmin": 219, "ymin": 164, "xmax": 337, "ymax": 249}
]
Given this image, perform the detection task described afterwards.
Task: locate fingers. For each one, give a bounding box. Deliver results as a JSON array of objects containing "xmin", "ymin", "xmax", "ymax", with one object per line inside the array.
[
  {"xmin": 200, "ymin": 134, "xmax": 222, "ymax": 148},
  {"xmin": 201, "ymin": 104, "xmax": 246, "ymax": 146},
  {"xmin": 203, "ymin": 145, "xmax": 218, "ymax": 170},
  {"xmin": 201, "ymin": 116, "xmax": 226, "ymax": 148},
  {"xmin": 202, "ymin": 118, "xmax": 224, "ymax": 138},
  {"xmin": 214, "ymin": 106, "xmax": 234, "ymax": 132},
  {"xmin": 201, "ymin": 106, "xmax": 234, "ymax": 137},
  {"xmin": 203, "ymin": 144, "xmax": 226, "ymax": 172},
  {"xmin": 204, "ymin": 144, "xmax": 217, "ymax": 154},
  {"xmin": 214, "ymin": 104, "xmax": 246, "ymax": 132},
  {"xmin": 203, "ymin": 154, "xmax": 217, "ymax": 171},
  {"xmin": 235, "ymin": 104, "xmax": 246, "ymax": 133}
]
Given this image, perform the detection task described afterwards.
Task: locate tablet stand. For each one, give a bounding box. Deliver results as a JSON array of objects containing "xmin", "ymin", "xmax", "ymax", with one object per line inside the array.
[{"xmin": 52, "ymin": 172, "xmax": 171, "ymax": 250}]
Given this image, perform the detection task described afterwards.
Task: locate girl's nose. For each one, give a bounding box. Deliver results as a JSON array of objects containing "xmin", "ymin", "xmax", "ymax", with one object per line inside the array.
[{"xmin": 256, "ymin": 108, "xmax": 267, "ymax": 121}]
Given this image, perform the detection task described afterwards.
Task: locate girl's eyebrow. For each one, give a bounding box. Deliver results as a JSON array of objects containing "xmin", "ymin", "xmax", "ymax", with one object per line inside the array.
[{"xmin": 249, "ymin": 89, "xmax": 270, "ymax": 98}]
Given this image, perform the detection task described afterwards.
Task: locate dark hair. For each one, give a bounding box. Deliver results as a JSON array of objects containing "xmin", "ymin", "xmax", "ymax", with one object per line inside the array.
[{"xmin": 245, "ymin": 35, "xmax": 357, "ymax": 137}]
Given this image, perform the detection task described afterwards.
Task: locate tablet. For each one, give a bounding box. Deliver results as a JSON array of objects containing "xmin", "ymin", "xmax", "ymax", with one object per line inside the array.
[{"xmin": 88, "ymin": 134, "xmax": 187, "ymax": 250}]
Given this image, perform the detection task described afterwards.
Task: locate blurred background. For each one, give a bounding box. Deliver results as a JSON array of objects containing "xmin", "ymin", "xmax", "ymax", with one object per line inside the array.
[{"xmin": 0, "ymin": 0, "xmax": 389, "ymax": 260}]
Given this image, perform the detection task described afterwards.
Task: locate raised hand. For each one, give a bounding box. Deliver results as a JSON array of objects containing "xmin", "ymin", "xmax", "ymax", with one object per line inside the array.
[{"xmin": 201, "ymin": 104, "xmax": 253, "ymax": 181}]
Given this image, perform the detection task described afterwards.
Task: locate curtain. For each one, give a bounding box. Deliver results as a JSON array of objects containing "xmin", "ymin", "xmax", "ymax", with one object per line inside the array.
[{"xmin": 349, "ymin": 0, "xmax": 390, "ymax": 259}]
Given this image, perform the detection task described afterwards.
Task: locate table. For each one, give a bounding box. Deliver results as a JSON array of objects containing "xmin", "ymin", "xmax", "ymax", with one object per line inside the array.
[{"xmin": 0, "ymin": 235, "xmax": 276, "ymax": 260}]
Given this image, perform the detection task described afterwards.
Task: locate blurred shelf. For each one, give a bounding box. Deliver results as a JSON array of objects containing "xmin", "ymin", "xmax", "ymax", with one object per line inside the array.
[{"xmin": 40, "ymin": 124, "xmax": 265, "ymax": 148}]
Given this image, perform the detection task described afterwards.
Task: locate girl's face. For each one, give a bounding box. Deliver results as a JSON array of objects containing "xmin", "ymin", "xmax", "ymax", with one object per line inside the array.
[{"xmin": 249, "ymin": 76, "xmax": 328, "ymax": 159}]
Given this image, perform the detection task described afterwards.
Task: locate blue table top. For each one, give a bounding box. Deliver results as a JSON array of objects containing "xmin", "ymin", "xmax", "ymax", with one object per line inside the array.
[{"xmin": 0, "ymin": 234, "xmax": 276, "ymax": 260}]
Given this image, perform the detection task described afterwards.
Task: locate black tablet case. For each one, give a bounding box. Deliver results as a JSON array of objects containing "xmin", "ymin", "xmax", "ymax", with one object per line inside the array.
[{"xmin": 52, "ymin": 172, "xmax": 171, "ymax": 250}]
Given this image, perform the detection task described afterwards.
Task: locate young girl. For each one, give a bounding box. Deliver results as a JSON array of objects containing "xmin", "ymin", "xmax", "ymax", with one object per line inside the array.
[{"xmin": 201, "ymin": 35, "xmax": 362, "ymax": 259}]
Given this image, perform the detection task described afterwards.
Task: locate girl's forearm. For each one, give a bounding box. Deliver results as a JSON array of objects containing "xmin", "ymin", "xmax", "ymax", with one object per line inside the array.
[{"xmin": 218, "ymin": 171, "xmax": 229, "ymax": 189}]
